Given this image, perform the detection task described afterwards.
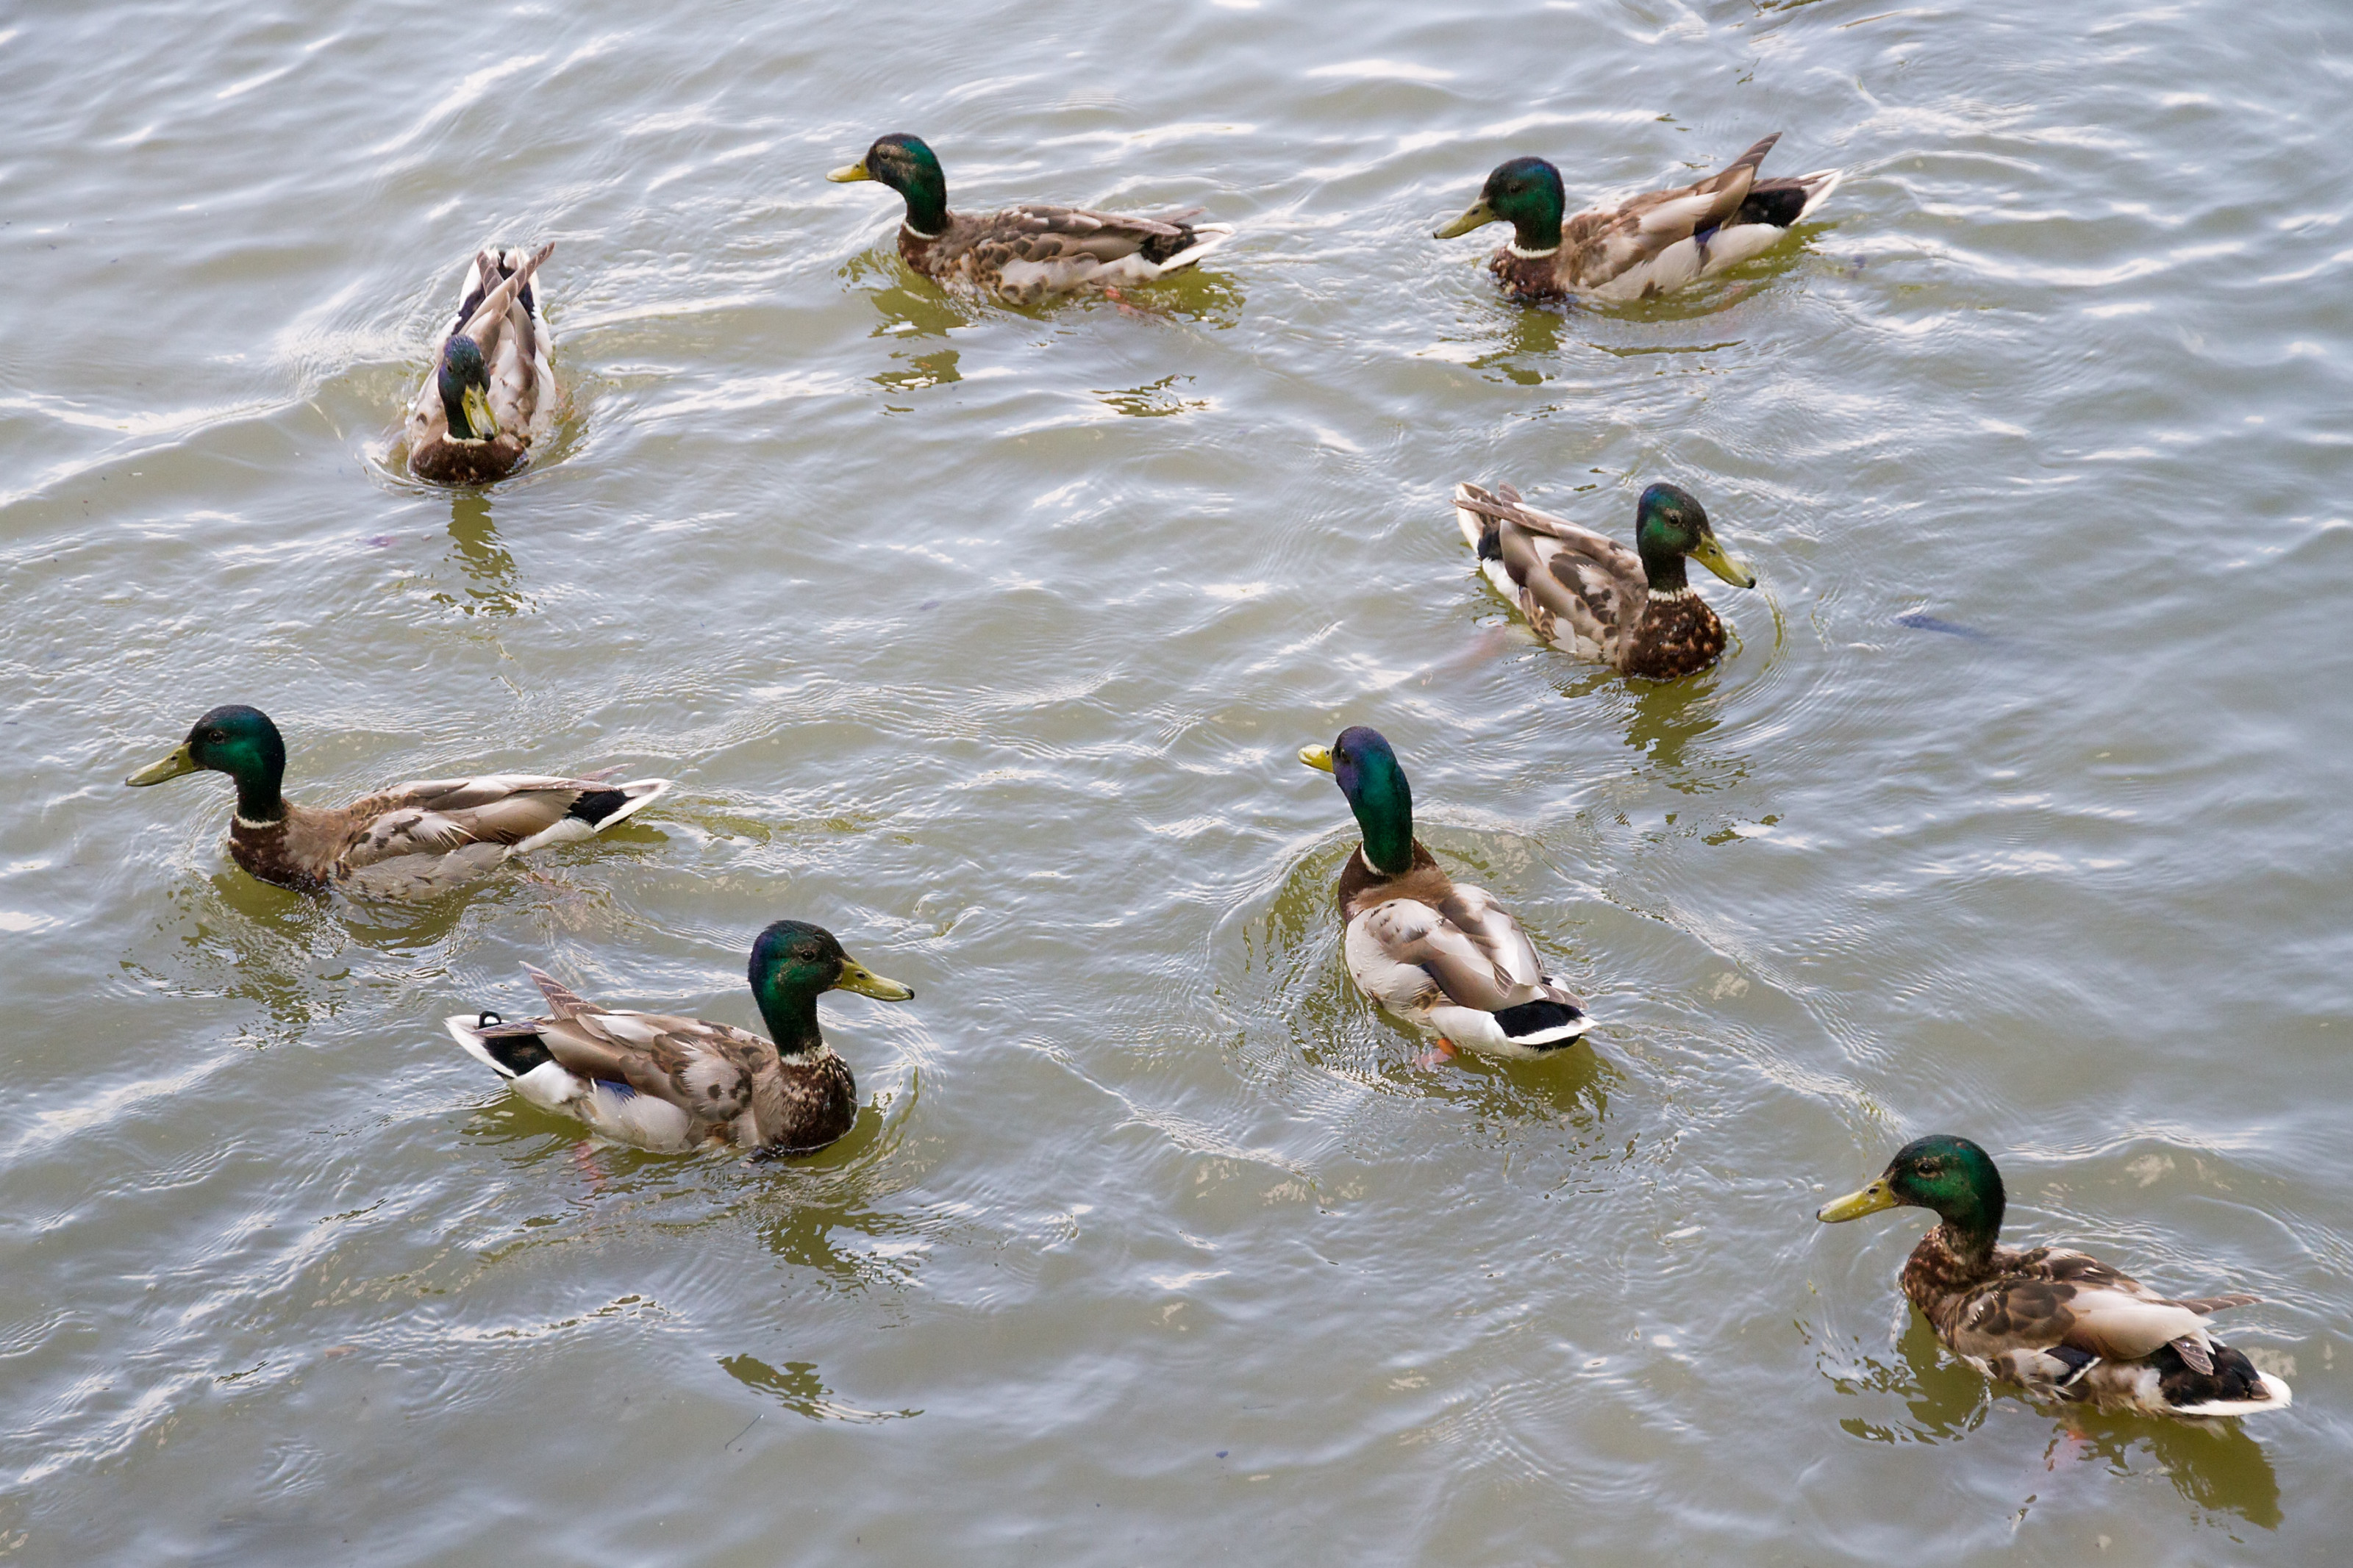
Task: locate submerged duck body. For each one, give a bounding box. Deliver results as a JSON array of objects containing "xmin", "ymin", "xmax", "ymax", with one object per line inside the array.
[
  {"xmin": 1300, "ymin": 727, "xmax": 1588, "ymax": 1060},
  {"xmin": 1818, "ymin": 1136, "xmax": 2293, "ymax": 1420},
  {"xmin": 1436, "ymin": 135, "xmax": 1841, "ymax": 304},
  {"xmin": 1453, "ymin": 480, "xmax": 1755, "ymax": 680},
  {"xmin": 829, "ymin": 133, "xmax": 1234, "ymax": 306},
  {"xmin": 125, "ymin": 705, "xmax": 670, "ymax": 898},
  {"xmin": 446, "ymin": 920, "xmax": 915, "ymax": 1156},
  {"xmin": 406, "ymin": 243, "xmax": 557, "ymax": 485}
]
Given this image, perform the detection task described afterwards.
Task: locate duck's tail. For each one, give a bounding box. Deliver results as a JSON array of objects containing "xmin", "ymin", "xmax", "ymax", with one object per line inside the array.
[
  {"xmin": 2159, "ymin": 1339, "xmax": 2294, "ymax": 1417},
  {"xmin": 1151, "ymin": 221, "xmax": 1236, "ymax": 276},
  {"xmin": 511, "ymin": 777, "xmax": 673, "ymax": 854},
  {"xmin": 444, "ymin": 1010, "xmax": 555, "ymax": 1079}
]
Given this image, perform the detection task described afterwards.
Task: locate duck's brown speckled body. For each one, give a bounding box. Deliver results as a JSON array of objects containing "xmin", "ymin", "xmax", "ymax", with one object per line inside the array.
[
  {"xmin": 1301, "ymin": 728, "xmax": 1590, "ymax": 1062},
  {"xmin": 1439, "ymin": 135, "xmax": 1843, "ymax": 306},
  {"xmin": 1820, "ymin": 1136, "xmax": 2294, "ymax": 1420},
  {"xmin": 1452, "ymin": 481, "xmax": 1755, "ymax": 680},
  {"xmin": 126, "ymin": 705, "xmax": 670, "ymax": 900},
  {"xmin": 405, "ymin": 244, "xmax": 556, "ymax": 485},
  {"xmin": 446, "ymin": 922, "xmax": 914, "ymax": 1159},
  {"xmin": 832, "ymin": 134, "xmax": 1232, "ymax": 307}
]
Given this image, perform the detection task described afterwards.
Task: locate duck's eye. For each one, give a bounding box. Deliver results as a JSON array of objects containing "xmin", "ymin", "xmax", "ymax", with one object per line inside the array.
[{"xmin": 205, "ymin": 730, "xmax": 225, "ymax": 743}]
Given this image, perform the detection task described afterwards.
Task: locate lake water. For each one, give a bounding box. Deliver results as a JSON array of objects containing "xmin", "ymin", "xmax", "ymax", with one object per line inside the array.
[{"xmin": 4, "ymin": 0, "xmax": 2350, "ymax": 1561}]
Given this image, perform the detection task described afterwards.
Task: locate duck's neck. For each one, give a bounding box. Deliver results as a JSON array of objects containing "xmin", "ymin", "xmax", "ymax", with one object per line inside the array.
[
  {"xmin": 1347, "ymin": 773, "xmax": 1415, "ymax": 878},
  {"xmin": 896, "ymin": 171, "xmax": 950, "ymax": 241},
  {"xmin": 223, "ymin": 748, "xmax": 289, "ymax": 827},
  {"xmin": 1637, "ymin": 544, "xmax": 1690, "ymax": 597},
  {"xmin": 1928, "ymin": 1189, "xmax": 2004, "ymax": 1272},
  {"xmin": 757, "ymin": 987, "xmax": 826, "ymax": 1058},
  {"xmin": 438, "ymin": 368, "xmax": 481, "ymax": 441}
]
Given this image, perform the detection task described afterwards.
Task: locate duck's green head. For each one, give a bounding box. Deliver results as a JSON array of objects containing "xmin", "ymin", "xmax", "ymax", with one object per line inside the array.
[
  {"xmin": 1299, "ymin": 725, "xmax": 1415, "ymax": 876},
  {"xmin": 126, "ymin": 704, "xmax": 289, "ymax": 824},
  {"xmin": 437, "ymin": 334, "xmax": 498, "ymax": 443},
  {"xmin": 829, "ymin": 132, "xmax": 949, "ymax": 237},
  {"xmin": 1818, "ymin": 1134, "xmax": 2007, "ymax": 1253},
  {"xmin": 749, "ymin": 918, "xmax": 914, "ymax": 1053},
  {"xmin": 1634, "ymin": 482, "xmax": 1754, "ymax": 595},
  {"xmin": 1435, "ymin": 157, "xmax": 1565, "ymax": 254}
]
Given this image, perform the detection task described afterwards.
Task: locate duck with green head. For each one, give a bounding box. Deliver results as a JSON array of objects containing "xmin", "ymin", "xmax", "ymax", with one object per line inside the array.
[
  {"xmin": 826, "ymin": 132, "xmax": 1235, "ymax": 306},
  {"xmin": 405, "ymin": 243, "xmax": 556, "ymax": 484},
  {"xmin": 1435, "ymin": 135, "xmax": 1842, "ymax": 304},
  {"xmin": 1818, "ymin": 1134, "xmax": 2293, "ymax": 1418},
  {"xmin": 1450, "ymin": 479, "xmax": 1755, "ymax": 679},
  {"xmin": 126, "ymin": 704, "xmax": 671, "ymax": 898},
  {"xmin": 1298, "ymin": 726, "xmax": 1588, "ymax": 1062},
  {"xmin": 445, "ymin": 920, "xmax": 915, "ymax": 1156}
]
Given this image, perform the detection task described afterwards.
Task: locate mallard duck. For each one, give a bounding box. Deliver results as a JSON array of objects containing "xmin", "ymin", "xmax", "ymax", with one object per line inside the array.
[
  {"xmin": 125, "ymin": 704, "xmax": 671, "ymax": 898},
  {"xmin": 1818, "ymin": 1135, "xmax": 2293, "ymax": 1419},
  {"xmin": 446, "ymin": 920, "xmax": 914, "ymax": 1156},
  {"xmin": 1435, "ymin": 134, "xmax": 1842, "ymax": 304},
  {"xmin": 1298, "ymin": 726, "xmax": 1588, "ymax": 1060},
  {"xmin": 404, "ymin": 243, "xmax": 556, "ymax": 484},
  {"xmin": 826, "ymin": 133, "xmax": 1234, "ymax": 306},
  {"xmin": 1452, "ymin": 481, "xmax": 1755, "ymax": 680}
]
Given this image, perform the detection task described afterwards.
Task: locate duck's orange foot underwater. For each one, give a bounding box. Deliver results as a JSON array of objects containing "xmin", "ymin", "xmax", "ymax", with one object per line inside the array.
[{"xmin": 1413, "ymin": 1037, "xmax": 1460, "ymax": 1070}]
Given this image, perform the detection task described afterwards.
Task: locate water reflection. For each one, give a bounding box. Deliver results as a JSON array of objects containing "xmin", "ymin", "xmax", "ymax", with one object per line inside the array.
[
  {"xmin": 1616, "ymin": 677, "xmax": 1752, "ymax": 796},
  {"xmin": 1095, "ymin": 373, "xmax": 1207, "ymax": 418},
  {"xmin": 1463, "ymin": 302, "xmax": 1572, "ymax": 386},
  {"xmin": 1835, "ymin": 1311, "xmax": 2283, "ymax": 1528},
  {"xmin": 718, "ymin": 1353, "xmax": 920, "ymax": 1423},
  {"xmin": 1833, "ymin": 1311, "xmax": 1993, "ymax": 1443},
  {"xmin": 125, "ymin": 877, "xmax": 354, "ymax": 1046},
  {"xmin": 438, "ymin": 492, "xmax": 529, "ymax": 616}
]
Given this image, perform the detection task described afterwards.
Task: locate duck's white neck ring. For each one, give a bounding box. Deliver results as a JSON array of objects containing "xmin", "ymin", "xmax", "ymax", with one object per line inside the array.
[
  {"xmin": 901, "ymin": 220, "xmax": 943, "ymax": 242},
  {"xmin": 1507, "ymin": 241, "xmax": 1560, "ymax": 259},
  {"xmin": 233, "ymin": 812, "xmax": 283, "ymax": 830},
  {"xmin": 1646, "ymin": 586, "xmax": 1698, "ymax": 603}
]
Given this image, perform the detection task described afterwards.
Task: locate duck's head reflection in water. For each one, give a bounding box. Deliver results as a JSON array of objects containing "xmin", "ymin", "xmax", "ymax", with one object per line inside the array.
[{"xmin": 443, "ymin": 491, "xmax": 525, "ymax": 613}]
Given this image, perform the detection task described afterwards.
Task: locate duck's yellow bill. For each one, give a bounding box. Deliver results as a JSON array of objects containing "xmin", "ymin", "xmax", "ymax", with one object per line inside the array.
[
  {"xmin": 835, "ymin": 957, "xmax": 913, "ymax": 1002},
  {"xmin": 826, "ymin": 160, "xmax": 873, "ymax": 184},
  {"xmin": 1817, "ymin": 1178, "xmax": 1898, "ymax": 1223},
  {"xmin": 461, "ymin": 384, "xmax": 500, "ymax": 443},
  {"xmin": 1298, "ymin": 745, "xmax": 1335, "ymax": 773},
  {"xmin": 126, "ymin": 742, "xmax": 199, "ymax": 787},
  {"xmin": 1433, "ymin": 199, "xmax": 1499, "ymax": 240},
  {"xmin": 1690, "ymin": 535, "xmax": 1757, "ymax": 590}
]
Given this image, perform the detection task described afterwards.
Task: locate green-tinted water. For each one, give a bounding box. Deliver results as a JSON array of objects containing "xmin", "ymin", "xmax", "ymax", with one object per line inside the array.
[{"xmin": 4, "ymin": 0, "xmax": 2349, "ymax": 1561}]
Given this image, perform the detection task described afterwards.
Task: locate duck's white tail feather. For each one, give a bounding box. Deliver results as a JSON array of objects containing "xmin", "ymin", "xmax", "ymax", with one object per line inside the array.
[
  {"xmin": 444, "ymin": 1014, "xmax": 512, "ymax": 1076},
  {"xmin": 2173, "ymin": 1372, "xmax": 2293, "ymax": 1417},
  {"xmin": 510, "ymin": 776, "xmax": 673, "ymax": 854},
  {"xmin": 1156, "ymin": 223, "xmax": 1235, "ymax": 276},
  {"xmin": 1793, "ymin": 168, "xmax": 1844, "ymax": 222}
]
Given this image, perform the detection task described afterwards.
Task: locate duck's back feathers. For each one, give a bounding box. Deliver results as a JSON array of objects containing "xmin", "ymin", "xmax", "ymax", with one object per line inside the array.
[
  {"xmin": 1489, "ymin": 135, "xmax": 1840, "ymax": 303},
  {"xmin": 446, "ymin": 964, "xmax": 854, "ymax": 1154},
  {"xmin": 1907, "ymin": 1235, "xmax": 2292, "ymax": 1418},
  {"xmin": 913, "ymin": 205, "xmax": 1235, "ymax": 304},
  {"xmin": 1336, "ymin": 843, "xmax": 1589, "ymax": 1059},
  {"xmin": 1454, "ymin": 482, "xmax": 1647, "ymax": 664},
  {"xmin": 233, "ymin": 771, "xmax": 670, "ymax": 898}
]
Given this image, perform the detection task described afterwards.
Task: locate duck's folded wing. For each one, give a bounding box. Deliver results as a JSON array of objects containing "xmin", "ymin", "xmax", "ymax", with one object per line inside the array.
[
  {"xmin": 1351, "ymin": 897, "xmax": 1526, "ymax": 1012},
  {"xmin": 537, "ymin": 1009, "xmax": 761, "ymax": 1123},
  {"xmin": 341, "ymin": 771, "xmax": 650, "ymax": 864},
  {"xmin": 1452, "ymin": 483, "xmax": 1642, "ymax": 577},
  {"xmin": 1435, "ymin": 881, "xmax": 1549, "ymax": 992},
  {"xmin": 1567, "ymin": 135, "xmax": 1778, "ymax": 290}
]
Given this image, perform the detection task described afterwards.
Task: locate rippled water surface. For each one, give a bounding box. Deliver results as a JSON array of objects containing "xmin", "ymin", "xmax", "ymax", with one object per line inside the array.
[{"xmin": 5, "ymin": 0, "xmax": 2352, "ymax": 1561}]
